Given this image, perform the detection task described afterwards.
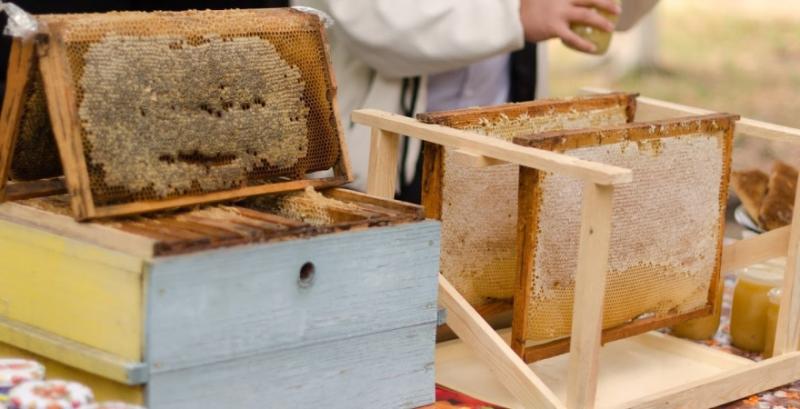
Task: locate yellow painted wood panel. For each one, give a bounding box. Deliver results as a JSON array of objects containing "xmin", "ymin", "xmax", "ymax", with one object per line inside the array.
[
  {"xmin": 0, "ymin": 342, "xmax": 144, "ymax": 404},
  {"xmin": 0, "ymin": 220, "xmax": 144, "ymax": 360}
]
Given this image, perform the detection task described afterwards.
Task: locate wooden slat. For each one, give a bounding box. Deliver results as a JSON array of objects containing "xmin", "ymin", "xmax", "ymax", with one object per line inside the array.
[
  {"xmin": 351, "ymin": 109, "xmax": 633, "ymax": 186},
  {"xmin": 774, "ymin": 171, "xmax": 800, "ymax": 356},
  {"xmin": 582, "ymin": 87, "xmax": 800, "ymax": 144},
  {"xmin": 421, "ymin": 142, "xmax": 444, "ymax": 220},
  {"xmin": 6, "ymin": 178, "xmax": 67, "ymax": 200},
  {"xmin": 37, "ymin": 27, "xmax": 96, "ymax": 219},
  {"xmin": 0, "ymin": 317, "xmax": 147, "ymax": 385},
  {"xmin": 721, "ymin": 226, "xmax": 790, "ymax": 273},
  {"xmin": 228, "ymin": 206, "xmax": 307, "ymax": 228},
  {"xmin": 522, "ymin": 306, "xmax": 711, "ymax": 363},
  {"xmin": 512, "ymin": 167, "xmax": 539, "ymax": 356},
  {"xmin": 567, "ymin": 183, "xmax": 615, "ymax": 409},
  {"xmin": 86, "ymin": 176, "xmax": 348, "ymax": 221},
  {"xmin": 622, "ymin": 352, "xmax": 800, "ymax": 409},
  {"xmin": 0, "ymin": 201, "xmax": 156, "ymax": 258},
  {"xmin": 0, "ymin": 38, "xmax": 36, "ymax": 202},
  {"xmin": 366, "ymin": 127, "xmax": 400, "ymax": 199},
  {"xmin": 438, "ymin": 275, "xmax": 565, "ymax": 409},
  {"xmin": 450, "ymin": 149, "xmax": 506, "ymax": 168},
  {"xmin": 325, "ymin": 187, "xmax": 424, "ymax": 219}
]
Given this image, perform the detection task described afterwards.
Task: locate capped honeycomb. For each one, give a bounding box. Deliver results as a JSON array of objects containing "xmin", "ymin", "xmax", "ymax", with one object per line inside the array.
[
  {"xmin": 10, "ymin": 65, "xmax": 61, "ymax": 181},
  {"xmin": 417, "ymin": 94, "xmax": 636, "ymax": 307},
  {"xmin": 38, "ymin": 8, "xmax": 343, "ymax": 207},
  {"xmin": 513, "ymin": 116, "xmax": 735, "ymax": 341},
  {"xmin": 244, "ymin": 186, "xmax": 359, "ymax": 226}
]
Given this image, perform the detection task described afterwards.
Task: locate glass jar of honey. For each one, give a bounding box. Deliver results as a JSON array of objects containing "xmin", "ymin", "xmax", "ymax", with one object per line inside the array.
[
  {"xmin": 730, "ymin": 266, "xmax": 783, "ymax": 352},
  {"xmin": 763, "ymin": 287, "xmax": 781, "ymax": 358},
  {"xmin": 671, "ymin": 278, "xmax": 724, "ymax": 340},
  {"xmin": 565, "ymin": 0, "xmax": 621, "ymax": 55}
]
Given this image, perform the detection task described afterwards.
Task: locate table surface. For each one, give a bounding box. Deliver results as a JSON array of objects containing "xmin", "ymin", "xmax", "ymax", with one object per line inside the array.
[{"xmin": 423, "ymin": 272, "xmax": 797, "ymax": 409}]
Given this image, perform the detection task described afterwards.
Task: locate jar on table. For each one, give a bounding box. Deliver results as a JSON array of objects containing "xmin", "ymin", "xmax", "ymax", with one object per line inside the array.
[
  {"xmin": 671, "ymin": 277, "xmax": 724, "ymax": 340},
  {"xmin": 730, "ymin": 266, "xmax": 783, "ymax": 352},
  {"xmin": 763, "ymin": 287, "xmax": 782, "ymax": 358},
  {"xmin": 8, "ymin": 380, "xmax": 94, "ymax": 409},
  {"xmin": 564, "ymin": 0, "xmax": 621, "ymax": 55},
  {"xmin": 0, "ymin": 359, "xmax": 45, "ymax": 400}
]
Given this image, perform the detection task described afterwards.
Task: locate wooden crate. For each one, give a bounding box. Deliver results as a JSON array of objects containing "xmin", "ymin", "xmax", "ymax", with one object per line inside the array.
[
  {"xmin": 353, "ymin": 92, "xmax": 800, "ymax": 409},
  {"xmin": 0, "ymin": 187, "xmax": 440, "ymax": 408}
]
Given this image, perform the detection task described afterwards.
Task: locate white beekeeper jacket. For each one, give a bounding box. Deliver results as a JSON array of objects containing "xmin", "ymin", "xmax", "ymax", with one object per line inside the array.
[
  {"xmin": 292, "ymin": 0, "xmax": 526, "ymax": 191},
  {"xmin": 291, "ymin": 0, "xmax": 659, "ymax": 192}
]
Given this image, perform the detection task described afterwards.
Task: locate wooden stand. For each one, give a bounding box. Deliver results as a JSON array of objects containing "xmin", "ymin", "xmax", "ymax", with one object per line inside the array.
[{"xmin": 352, "ymin": 93, "xmax": 800, "ymax": 409}]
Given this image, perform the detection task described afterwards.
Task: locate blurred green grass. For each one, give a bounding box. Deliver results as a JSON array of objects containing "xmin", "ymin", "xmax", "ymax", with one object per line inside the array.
[{"xmin": 548, "ymin": 4, "xmax": 800, "ymax": 169}]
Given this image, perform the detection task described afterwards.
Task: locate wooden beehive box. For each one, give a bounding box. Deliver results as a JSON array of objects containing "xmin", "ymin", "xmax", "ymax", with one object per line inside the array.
[{"xmin": 0, "ymin": 8, "xmax": 440, "ymax": 408}]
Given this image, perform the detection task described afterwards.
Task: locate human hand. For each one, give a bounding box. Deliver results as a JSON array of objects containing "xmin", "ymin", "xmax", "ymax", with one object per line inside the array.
[{"xmin": 519, "ymin": 0, "xmax": 621, "ymax": 53}]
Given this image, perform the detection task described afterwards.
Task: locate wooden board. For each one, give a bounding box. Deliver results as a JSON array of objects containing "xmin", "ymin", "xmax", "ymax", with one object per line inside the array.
[
  {"xmin": 0, "ymin": 218, "xmax": 145, "ymax": 360},
  {"xmin": 147, "ymin": 221, "xmax": 440, "ymax": 372},
  {"xmin": 436, "ymin": 331, "xmax": 752, "ymax": 409},
  {"xmin": 148, "ymin": 323, "xmax": 434, "ymax": 409}
]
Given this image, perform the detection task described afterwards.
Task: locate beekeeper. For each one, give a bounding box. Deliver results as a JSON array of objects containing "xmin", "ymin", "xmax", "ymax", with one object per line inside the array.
[{"xmin": 292, "ymin": 0, "xmax": 659, "ymax": 200}]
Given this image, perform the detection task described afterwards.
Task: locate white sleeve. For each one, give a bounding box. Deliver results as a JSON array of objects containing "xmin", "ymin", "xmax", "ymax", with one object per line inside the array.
[{"xmin": 321, "ymin": 0, "xmax": 525, "ymax": 79}]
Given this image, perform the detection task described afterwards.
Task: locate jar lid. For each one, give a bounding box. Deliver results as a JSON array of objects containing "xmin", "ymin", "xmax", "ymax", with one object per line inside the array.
[
  {"xmin": 0, "ymin": 359, "xmax": 45, "ymax": 389},
  {"xmin": 8, "ymin": 380, "xmax": 94, "ymax": 409},
  {"xmin": 739, "ymin": 263, "xmax": 784, "ymax": 286},
  {"xmin": 769, "ymin": 287, "xmax": 782, "ymax": 304},
  {"xmin": 84, "ymin": 403, "xmax": 146, "ymax": 409}
]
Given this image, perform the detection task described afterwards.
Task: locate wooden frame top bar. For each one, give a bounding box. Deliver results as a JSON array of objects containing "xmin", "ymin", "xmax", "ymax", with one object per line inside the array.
[
  {"xmin": 417, "ymin": 92, "xmax": 637, "ymax": 127},
  {"xmin": 351, "ymin": 109, "xmax": 634, "ymax": 186},
  {"xmin": 513, "ymin": 113, "xmax": 740, "ymax": 150}
]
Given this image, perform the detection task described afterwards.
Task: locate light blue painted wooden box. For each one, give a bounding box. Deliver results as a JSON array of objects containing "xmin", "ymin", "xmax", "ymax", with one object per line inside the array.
[{"xmin": 0, "ymin": 188, "xmax": 440, "ymax": 408}]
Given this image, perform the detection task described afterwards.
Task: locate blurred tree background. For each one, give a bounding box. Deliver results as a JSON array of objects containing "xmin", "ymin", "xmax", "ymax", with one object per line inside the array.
[{"xmin": 547, "ymin": 0, "xmax": 800, "ymax": 171}]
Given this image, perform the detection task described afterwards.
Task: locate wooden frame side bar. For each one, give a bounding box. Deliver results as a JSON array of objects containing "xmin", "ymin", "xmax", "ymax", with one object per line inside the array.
[
  {"xmin": 0, "ymin": 38, "xmax": 36, "ymax": 202},
  {"xmin": 774, "ymin": 171, "xmax": 800, "ymax": 356},
  {"xmin": 566, "ymin": 183, "xmax": 615, "ymax": 409},
  {"xmin": 438, "ymin": 274, "xmax": 566, "ymax": 409},
  {"xmin": 352, "ymin": 109, "xmax": 633, "ymax": 187},
  {"xmin": 366, "ymin": 128, "xmax": 400, "ymax": 199}
]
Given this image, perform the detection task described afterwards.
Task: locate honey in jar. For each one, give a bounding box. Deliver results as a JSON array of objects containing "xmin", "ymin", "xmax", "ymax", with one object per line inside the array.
[
  {"xmin": 763, "ymin": 287, "xmax": 781, "ymax": 358},
  {"xmin": 565, "ymin": 0, "xmax": 621, "ymax": 55},
  {"xmin": 671, "ymin": 278, "xmax": 724, "ymax": 340},
  {"xmin": 730, "ymin": 266, "xmax": 783, "ymax": 352}
]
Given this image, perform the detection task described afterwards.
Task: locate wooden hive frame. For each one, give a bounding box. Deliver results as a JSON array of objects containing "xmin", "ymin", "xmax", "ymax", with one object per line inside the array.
[
  {"xmin": 414, "ymin": 93, "xmax": 637, "ymax": 330},
  {"xmin": 352, "ymin": 91, "xmax": 800, "ymax": 409},
  {"xmin": 0, "ymin": 9, "xmax": 353, "ymax": 221}
]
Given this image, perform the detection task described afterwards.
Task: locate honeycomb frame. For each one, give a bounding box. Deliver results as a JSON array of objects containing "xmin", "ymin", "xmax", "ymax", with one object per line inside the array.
[
  {"xmin": 0, "ymin": 8, "xmax": 351, "ymax": 220},
  {"xmin": 512, "ymin": 113, "xmax": 737, "ymax": 361},
  {"xmin": 417, "ymin": 93, "xmax": 637, "ymax": 318}
]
